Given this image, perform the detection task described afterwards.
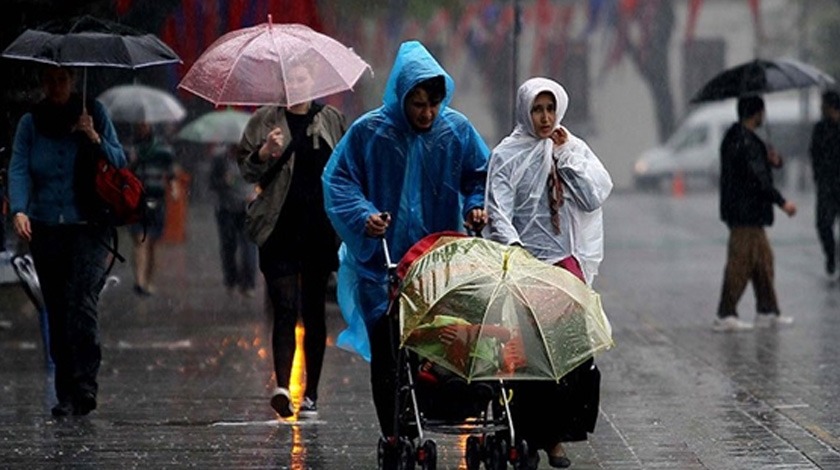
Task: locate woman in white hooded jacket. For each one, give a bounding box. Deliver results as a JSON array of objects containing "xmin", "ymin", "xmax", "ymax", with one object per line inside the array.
[{"xmin": 484, "ymin": 77, "xmax": 613, "ymax": 468}]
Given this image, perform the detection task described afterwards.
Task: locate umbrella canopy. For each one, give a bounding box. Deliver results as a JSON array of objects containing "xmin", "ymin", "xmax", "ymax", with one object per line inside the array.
[
  {"xmin": 1, "ymin": 15, "xmax": 180, "ymax": 69},
  {"xmin": 98, "ymin": 84, "xmax": 186, "ymax": 124},
  {"xmin": 398, "ymin": 234, "xmax": 613, "ymax": 383},
  {"xmin": 175, "ymin": 109, "xmax": 252, "ymax": 144},
  {"xmin": 178, "ymin": 18, "xmax": 372, "ymax": 107},
  {"xmin": 691, "ymin": 57, "xmax": 835, "ymax": 103}
]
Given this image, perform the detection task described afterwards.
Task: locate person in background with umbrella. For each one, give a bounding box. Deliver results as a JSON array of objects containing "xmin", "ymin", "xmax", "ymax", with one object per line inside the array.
[
  {"xmin": 322, "ymin": 40, "xmax": 488, "ymax": 464},
  {"xmin": 484, "ymin": 77, "xmax": 612, "ymax": 469},
  {"xmin": 714, "ymin": 95, "xmax": 797, "ymax": 332},
  {"xmin": 237, "ymin": 59, "xmax": 346, "ymax": 420},
  {"xmin": 8, "ymin": 65, "xmax": 126, "ymax": 416},
  {"xmin": 208, "ymin": 143, "xmax": 256, "ymax": 297},
  {"xmin": 127, "ymin": 121, "xmax": 178, "ymax": 296},
  {"xmin": 809, "ymin": 90, "xmax": 840, "ymax": 277}
]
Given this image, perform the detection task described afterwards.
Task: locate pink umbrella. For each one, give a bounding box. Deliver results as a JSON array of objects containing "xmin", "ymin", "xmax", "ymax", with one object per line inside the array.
[{"xmin": 178, "ymin": 17, "xmax": 372, "ymax": 107}]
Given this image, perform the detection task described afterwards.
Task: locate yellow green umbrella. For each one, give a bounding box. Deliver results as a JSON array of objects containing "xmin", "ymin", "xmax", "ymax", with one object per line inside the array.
[{"xmin": 399, "ymin": 235, "xmax": 613, "ymax": 382}]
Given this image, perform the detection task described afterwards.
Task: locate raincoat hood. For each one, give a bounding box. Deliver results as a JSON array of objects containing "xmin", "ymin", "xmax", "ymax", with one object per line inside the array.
[
  {"xmin": 382, "ymin": 40, "xmax": 455, "ymax": 132},
  {"xmin": 513, "ymin": 77, "xmax": 569, "ymax": 138}
]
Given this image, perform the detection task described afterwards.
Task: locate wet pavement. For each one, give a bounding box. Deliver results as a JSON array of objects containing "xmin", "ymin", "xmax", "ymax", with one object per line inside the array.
[{"xmin": 2, "ymin": 189, "xmax": 840, "ymax": 469}]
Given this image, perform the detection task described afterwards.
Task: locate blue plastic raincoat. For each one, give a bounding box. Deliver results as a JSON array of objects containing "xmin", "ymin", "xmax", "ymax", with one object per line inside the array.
[{"xmin": 323, "ymin": 41, "xmax": 489, "ymax": 359}]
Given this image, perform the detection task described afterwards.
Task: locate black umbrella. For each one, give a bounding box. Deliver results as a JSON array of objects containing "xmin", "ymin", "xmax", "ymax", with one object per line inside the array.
[
  {"xmin": 1, "ymin": 15, "xmax": 181, "ymax": 102},
  {"xmin": 690, "ymin": 57, "xmax": 835, "ymax": 103}
]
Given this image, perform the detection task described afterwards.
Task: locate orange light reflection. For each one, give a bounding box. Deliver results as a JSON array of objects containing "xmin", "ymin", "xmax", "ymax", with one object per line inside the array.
[
  {"xmin": 290, "ymin": 425, "xmax": 306, "ymax": 469},
  {"xmin": 286, "ymin": 323, "xmax": 306, "ymax": 423}
]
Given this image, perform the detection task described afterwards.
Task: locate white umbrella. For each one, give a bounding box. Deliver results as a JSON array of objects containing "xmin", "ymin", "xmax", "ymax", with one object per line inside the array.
[
  {"xmin": 176, "ymin": 109, "xmax": 252, "ymax": 144},
  {"xmin": 98, "ymin": 84, "xmax": 186, "ymax": 123}
]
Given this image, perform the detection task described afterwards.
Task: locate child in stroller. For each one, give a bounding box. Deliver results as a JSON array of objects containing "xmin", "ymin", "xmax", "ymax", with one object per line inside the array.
[{"xmin": 382, "ymin": 312, "xmax": 533, "ymax": 470}]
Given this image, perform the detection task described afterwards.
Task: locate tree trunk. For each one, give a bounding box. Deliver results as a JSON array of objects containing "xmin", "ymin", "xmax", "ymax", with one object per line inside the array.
[{"xmin": 625, "ymin": 0, "xmax": 676, "ymax": 142}]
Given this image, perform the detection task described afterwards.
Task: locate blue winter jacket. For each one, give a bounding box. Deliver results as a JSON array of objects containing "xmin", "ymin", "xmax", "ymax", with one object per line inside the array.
[
  {"xmin": 9, "ymin": 99, "xmax": 126, "ymax": 224},
  {"xmin": 323, "ymin": 41, "xmax": 489, "ymax": 357}
]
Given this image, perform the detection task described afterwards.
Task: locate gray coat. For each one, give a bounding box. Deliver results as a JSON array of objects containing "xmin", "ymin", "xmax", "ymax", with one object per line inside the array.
[{"xmin": 237, "ymin": 105, "xmax": 346, "ymax": 247}]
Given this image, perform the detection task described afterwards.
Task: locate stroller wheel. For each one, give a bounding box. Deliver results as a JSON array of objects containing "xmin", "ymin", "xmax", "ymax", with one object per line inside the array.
[
  {"xmin": 483, "ymin": 434, "xmax": 506, "ymax": 470},
  {"xmin": 512, "ymin": 440, "xmax": 530, "ymax": 470},
  {"xmin": 378, "ymin": 436, "xmax": 414, "ymax": 470},
  {"xmin": 398, "ymin": 437, "xmax": 416, "ymax": 469},
  {"xmin": 417, "ymin": 439, "xmax": 437, "ymax": 470},
  {"xmin": 378, "ymin": 436, "xmax": 395, "ymax": 470},
  {"xmin": 465, "ymin": 436, "xmax": 481, "ymax": 470},
  {"xmin": 496, "ymin": 437, "xmax": 510, "ymax": 470}
]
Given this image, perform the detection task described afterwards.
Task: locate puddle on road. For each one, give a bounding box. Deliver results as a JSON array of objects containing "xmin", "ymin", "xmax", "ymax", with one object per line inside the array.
[
  {"xmin": 115, "ymin": 339, "xmax": 193, "ymax": 350},
  {"xmin": 211, "ymin": 419, "xmax": 327, "ymax": 427}
]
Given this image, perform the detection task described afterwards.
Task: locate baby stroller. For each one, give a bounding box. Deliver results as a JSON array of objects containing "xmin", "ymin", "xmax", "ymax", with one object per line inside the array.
[
  {"xmin": 377, "ymin": 231, "xmax": 614, "ymax": 470},
  {"xmin": 377, "ymin": 231, "xmax": 527, "ymax": 470}
]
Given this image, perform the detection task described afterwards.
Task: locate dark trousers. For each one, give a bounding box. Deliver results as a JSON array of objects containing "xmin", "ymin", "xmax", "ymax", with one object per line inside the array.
[
  {"xmin": 215, "ymin": 209, "xmax": 256, "ymax": 290},
  {"xmin": 353, "ymin": 275, "xmax": 402, "ymax": 437},
  {"xmin": 717, "ymin": 227, "xmax": 779, "ymax": 317},
  {"xmin": 29, "ymin": 222, "xmax": 108, "ymax": 404},
  {"xmin": 367, "ymin": 308, "xmax": 403, "ymax": 437},
  {"xmin": 816, "ymin": 188, "xmax": 840, "ymax": 265},
  {"xmin": 263, "ymin": 268, "xmax": 329, "ymax": 401},
  {"xmin": 509, "ymin": 358, "xmax": 601, "ymax": 449},
  {"xmin": 508, "ymin": 256, "xmax": 600, "ymax": 449}
]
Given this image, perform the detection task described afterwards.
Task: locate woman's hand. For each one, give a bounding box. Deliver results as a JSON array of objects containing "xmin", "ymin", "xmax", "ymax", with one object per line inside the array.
[
  {"xmin": 74, "ymin": 109, "xmax": 101, "ymax": 145},
  {"xmin": 550, "ymin": 127, "xmax": 568, "ymax": 148},
  {"xmin": 258, "ymin": 127, "xmax": 285, "ymax": 161},
  {"xmin": 463, "ymin": 208, "xmax": 487, "ymax": 232},
  {"xmin": 13, "ymin": 213, "xmax": 32, "ymax": 242}
]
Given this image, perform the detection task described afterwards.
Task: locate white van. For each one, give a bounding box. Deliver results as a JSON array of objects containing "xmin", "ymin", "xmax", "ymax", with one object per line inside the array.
[{"xmin": 632, "ymin": 93, "xmax": 820, "ymax": 190}]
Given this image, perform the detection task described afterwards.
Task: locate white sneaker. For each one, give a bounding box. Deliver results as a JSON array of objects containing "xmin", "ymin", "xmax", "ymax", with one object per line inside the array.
[
  {"xmin": 754, "ymin": 314, "xmax": 794, "ymax": 328},
  {"xmin": 712, "ymin": 316, "xmax": 753, "ymax": 332},
  {"xmin": 270, "ymin": 387, "xmax": 293, "ymax": 418}
]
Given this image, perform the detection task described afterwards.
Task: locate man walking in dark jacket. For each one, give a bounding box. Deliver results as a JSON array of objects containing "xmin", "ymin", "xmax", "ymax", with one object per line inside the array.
[
  {"xmin": 714, "ymin": 95, "xmax": 797, "ymax": 332},
  {"xmin": 809, "ymin": 90, "xmax": 840, "ymax": 276}
]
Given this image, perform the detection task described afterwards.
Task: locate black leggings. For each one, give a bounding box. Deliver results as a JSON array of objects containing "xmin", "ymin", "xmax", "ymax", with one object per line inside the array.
[{"xmin": 264, "ymin": 269, "xmax": 330, "ymax": 401}]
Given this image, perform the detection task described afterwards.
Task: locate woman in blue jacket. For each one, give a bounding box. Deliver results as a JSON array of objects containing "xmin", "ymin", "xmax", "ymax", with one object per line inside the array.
[{"xmin": 9, "ymin": 65, "xmax": 126, "ymax": 417}]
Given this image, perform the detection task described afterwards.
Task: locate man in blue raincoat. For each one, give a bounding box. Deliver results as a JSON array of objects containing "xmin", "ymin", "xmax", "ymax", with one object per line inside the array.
[{"xmin": 323, "ymin": 41, "xmax": 489, "ymax": 444}]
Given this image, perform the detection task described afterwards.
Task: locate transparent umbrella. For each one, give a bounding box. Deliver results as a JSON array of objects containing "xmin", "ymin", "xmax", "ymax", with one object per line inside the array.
[
  {"xmin": 398, "ymin": 233, "xmax": 614, "ymax": 383},
  {"xmin": 98, "ymin": 84, "xmax": 186, "ymax": 124},
  {"xmin": 178, "ymin": 16, "xmax": 372, "ymax": 107},
  {"xmin": 175, "ymin": 109, "xmax": 252, "ymax": 144}
]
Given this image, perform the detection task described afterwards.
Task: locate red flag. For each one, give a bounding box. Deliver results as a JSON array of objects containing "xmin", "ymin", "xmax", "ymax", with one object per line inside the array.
[
  {"xmin": 747, "ymin": 0, "xmax": 763, "ymax": 40},
  {"xmin": 529, "ymin": 0, "xmax": 554, "ymax": 76},
  {"xmin": 203, "ymin": 0, "xmax": 220, "ymax": 52},
  {"xmin": 116, "ymin": 0, "xmax": 133, "ymax": 16},
  {"xmin": 684, "ymin": 0, "xmax": 704, "ymax": 43},
  {"xmin": 227, "ymin": 0, "xmax": 246, "ymax": 32}
]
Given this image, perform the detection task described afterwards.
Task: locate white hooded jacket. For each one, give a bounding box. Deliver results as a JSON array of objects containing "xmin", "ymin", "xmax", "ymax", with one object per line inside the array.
[{"xmin": 484, "ymin": 77, "xmax": 613, "ymax": 284}]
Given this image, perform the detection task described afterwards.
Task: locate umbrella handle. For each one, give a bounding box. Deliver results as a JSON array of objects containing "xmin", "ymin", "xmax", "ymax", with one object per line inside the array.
[{"xmin": 82, "ymin": 68, "xmax": 87, "ymax": 112}]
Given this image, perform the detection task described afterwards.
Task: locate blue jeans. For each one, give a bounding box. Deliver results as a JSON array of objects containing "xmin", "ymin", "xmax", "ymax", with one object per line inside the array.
[{"xmin": 30, "ymin": 222, "xmax": 108, "ymax": 404}]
